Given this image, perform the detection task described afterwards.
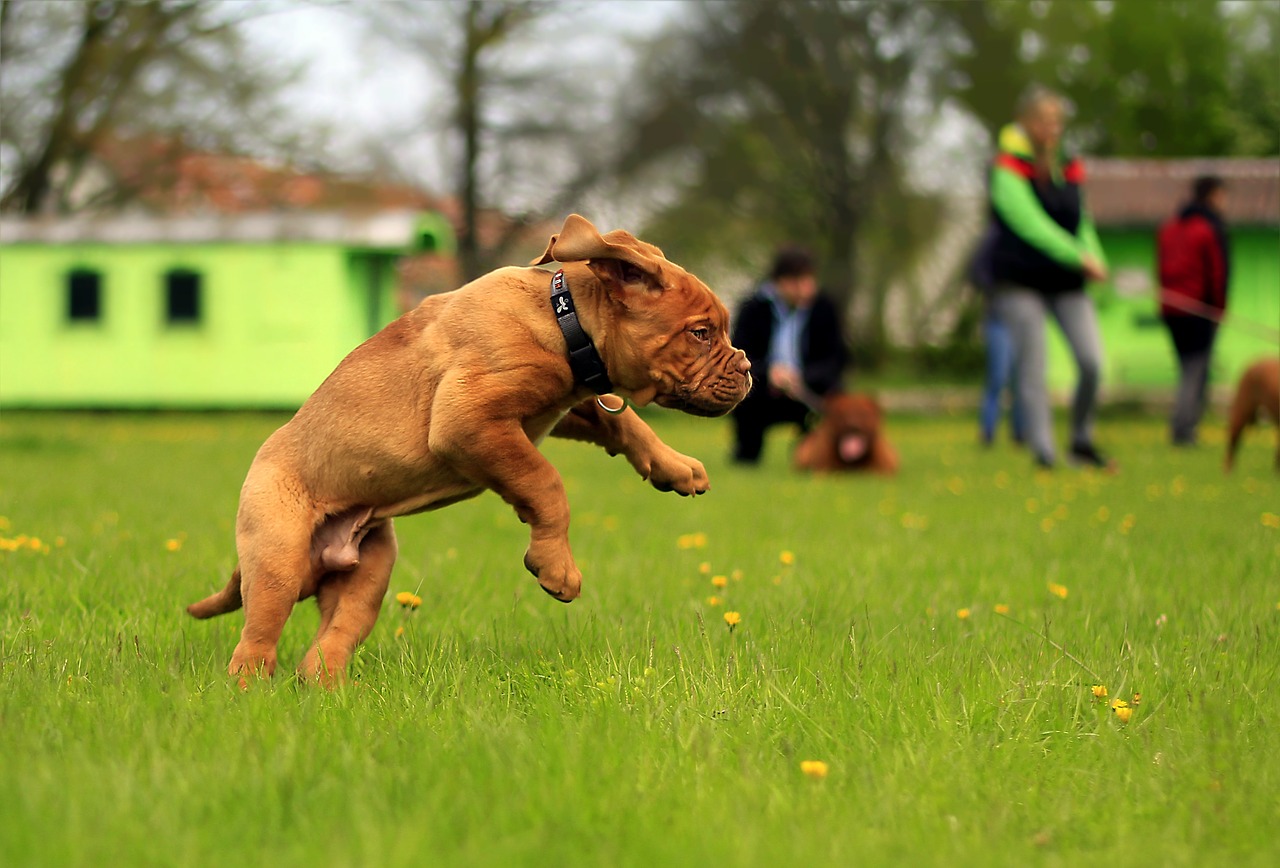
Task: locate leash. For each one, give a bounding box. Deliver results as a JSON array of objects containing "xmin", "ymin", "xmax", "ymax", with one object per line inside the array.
[
  {"xmin": 550, "ymin": 269, "xmax": 628, "ymax": 414},
  {"xmin": 1158, "ymin": 291, "xmax": 1280, "ymax": 344}
]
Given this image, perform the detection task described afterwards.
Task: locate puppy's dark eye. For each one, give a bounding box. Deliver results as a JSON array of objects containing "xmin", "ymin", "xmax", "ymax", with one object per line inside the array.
[{"xmin": 691, "ymin": 327, "xmax": 710, "ymax": 342}]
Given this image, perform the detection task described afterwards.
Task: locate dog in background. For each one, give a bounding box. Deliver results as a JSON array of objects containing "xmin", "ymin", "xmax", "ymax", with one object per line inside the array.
[
  {"xmin": 794, "ymin": 392, "xmax": 898, "ymax": 474},
  {"xmin": 1225, "ymin": 357, "xmax": 1279, "ymax": 472}
]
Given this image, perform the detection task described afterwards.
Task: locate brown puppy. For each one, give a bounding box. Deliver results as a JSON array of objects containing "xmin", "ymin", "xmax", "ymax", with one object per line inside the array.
[
  {"xmin": 793, "ymin": 392, "xmax": 898, "ymax": 475},
  {"xmin": 187, "ymin": 214, "xmax": 752, "ymax": 682},
  {"xmin": 1225, "ymin": 357, "xmax": 1279, "ymax": 472}
]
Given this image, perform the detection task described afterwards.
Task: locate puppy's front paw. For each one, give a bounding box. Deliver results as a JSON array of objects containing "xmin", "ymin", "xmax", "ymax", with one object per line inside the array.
[
  {"xmin": 523, "ymin": 544, "xmax": 582, "ymax": 602},
  {"xmin": 640, "ymin": 445, "xmax": 710, "ymax": 497}
]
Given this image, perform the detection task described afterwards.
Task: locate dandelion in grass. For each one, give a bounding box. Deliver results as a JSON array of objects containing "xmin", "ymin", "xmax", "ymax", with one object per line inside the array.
[
  {"xmin": 1112, "ymin": 699, "xmax": 1132, "ymax": 723},
  {"xmin": 698, "ymin": 561, "xmax": 712, "ymax": 575},
  {"xmin": 1047, "ymin": 582, "xmax": 1068, "ymax": 599},
  {"xmin": 711, "ymin": 575, "xmax": 728, "ymax": 589},
  {"xmin": 723, "ymin": 611, "xmax": 741, "ymax": 631},
  {"xmin": 1261, "ymin": 512, "xmax": 1280, "ymax": 529},
  {"xmin": 1040, "ymin": 517, "xmax": 1055, "ymax": 533},
  {"xmin": 800, "ymin": 760, "xmax": 829, "ymax": 779},
  {"xmin": 706, "ymin": 596, "xmax": 723, "ymax": 607},
  {"xmin": 677, "ymin": 532, "xmax": 707, "ymax": 549},
  {"xmin": 779, "ymin": 550, "xmax": 795, "ymax": 566},
  {"xmin": 1092, "ymin": 684, "xmax": 1108, "ymax": 699},
  {"xmin": 395, "ymin": 626, "xmax": 406, "ymax": 638},
  {"xmin": 165, "ymin": 538, "xmax": 182, "ymax": 552},
  {"xmin": 395, "ymin": 591, "xmax": 422, "ymax": 609},
  {"xmin": 994, "ymin": 604, "xmax": 1010, "ymax": 615},
  {"xmin": 956, "ymin": 608, "xmax": 971, "ymax": 620},
  {"xmin": 1119, "ymin": 514, "xmax": 1136, "ymax": 535}
]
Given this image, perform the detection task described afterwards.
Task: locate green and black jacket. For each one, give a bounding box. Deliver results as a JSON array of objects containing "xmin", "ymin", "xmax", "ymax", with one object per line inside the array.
[{"xmin": 989, "ymin": 124, "xmax": 1107, "ymax": 294}]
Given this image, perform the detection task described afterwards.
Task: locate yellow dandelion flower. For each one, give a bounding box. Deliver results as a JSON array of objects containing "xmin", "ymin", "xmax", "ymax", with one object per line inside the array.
[
  {"xmin": 711, "ymin": 575, "xmax": 728, "ymax": 588},
  {"xmin": 1119, "ymin": 514, "xmax": 1136, "ymax": 534},
  {"xmin": 28, "ymin": 537, "xmax": 43, "ymax": 550},
  {"xmin": 779, "ymin": 550, "xmax": 795, "ymax": 566},
  {"xmin": 1261, "ymin": 512, "xmax": 1280, "ymax": 529},
  {"xmin": 395, "ymin": 625, "xmax": 406, "ymax": 638},
  {"xmin": 0, "ymin": 516, "xmax": 9, "ymax": 531},
  {"xmin": 1040, "ymin": 517, "xmax": 1055, "ymax": 533},
  {"xmin": 706, "ymin": 596, "xmax": 723, "ymax": 607},
  {"xmin": 165, "ymin": 538, "xmax": 182, "ymax": 552},
  {"xmin": 800, "ymin": 760, "xmax": 829, "ymax": 779},
  {"xmin": 723, "ymin": 611, "xmax": 741, "ymax": 629},
  {"xmin": 956, "ymin": 608, "xmax": 971, "ymax": 620},
  {"xmin": 1114, "ymin": 704, "xmax": 1133, "ymax": 724},
  {"xmin": 395, "ymin": 591, "xmax": 422, "ymax": 609},
  {"xmin": 1047, "ymin": 582, "xmax": 1069, "ymax": 599},
  {"xmin": 698, "ymin": 561, "xmax": 712, "ymax": 574},
  {"xmin": 1091, "ymin": 684, "xmax": 1108, "ymax": 699},
  {"xmin": 1110, "ymin": 698, "xmax": 1128, "ymax": 711},
  {"xmin": 994, "ymin": 604, "xmax": 1010, "ymax": 615}
]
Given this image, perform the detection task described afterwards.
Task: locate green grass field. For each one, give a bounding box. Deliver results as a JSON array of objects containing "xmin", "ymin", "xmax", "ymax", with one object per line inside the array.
[{"xmin": 2, "ymin": 408, "xmax": 1277, "ymax": 866}]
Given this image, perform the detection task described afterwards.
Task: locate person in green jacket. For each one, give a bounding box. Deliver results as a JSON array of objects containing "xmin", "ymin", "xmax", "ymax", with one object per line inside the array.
[{"xmin": 988, "ymin": 85, "xmax": 1112, "ymax": 469}]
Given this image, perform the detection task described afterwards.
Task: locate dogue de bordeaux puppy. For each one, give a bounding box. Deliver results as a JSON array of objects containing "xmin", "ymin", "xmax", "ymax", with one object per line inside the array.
[
  {"xmin": 187, "ymin": 214, "xmax": 752, "ymax": 683},
  {"xmin": 793, "ymin": 392, "xmax": 899, "ymax": 475},
  {"xmin": 1225, "ymin": 357, "xmax": 1279, "ymax": 472}
]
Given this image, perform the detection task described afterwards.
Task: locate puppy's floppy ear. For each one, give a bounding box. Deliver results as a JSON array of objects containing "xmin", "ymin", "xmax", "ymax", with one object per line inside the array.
[{"xmin": 529, "ymin": 214, "xmax": 666, "ymax": 293}]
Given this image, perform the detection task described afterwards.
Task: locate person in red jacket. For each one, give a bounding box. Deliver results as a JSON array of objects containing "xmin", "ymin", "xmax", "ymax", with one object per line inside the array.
[{"xmin": 1157, "ymin": 175, "xmax": 1230, "ymax": 446}]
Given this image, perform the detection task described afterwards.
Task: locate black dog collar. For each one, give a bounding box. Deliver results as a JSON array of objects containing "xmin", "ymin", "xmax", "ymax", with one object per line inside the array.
[{"xmin": 551, "ymin": 269, "xmax": 613, "ymax": 395}]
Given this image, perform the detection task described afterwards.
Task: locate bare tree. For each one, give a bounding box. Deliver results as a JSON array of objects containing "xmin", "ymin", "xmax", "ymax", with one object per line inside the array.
[
  {"xmin": 360, "ymin": 1, "xmax": 628, "ymax": 280},
  {"xmin": 0, "ymin": 0, "xmax": 307, "ymax": 214}
]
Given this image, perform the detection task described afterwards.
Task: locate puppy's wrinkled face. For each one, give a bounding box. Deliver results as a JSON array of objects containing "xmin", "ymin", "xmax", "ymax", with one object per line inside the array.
[
  {"xmin": 593, "ymin": 253, "xmax": 752, "ymax": 417},
  {"xmin": 824, "ymin": 394, "xmax": 882, "ymax": 465},
  {"xmin": 533, "ymin": 215, "xmax": 751, "ymax": 417}
]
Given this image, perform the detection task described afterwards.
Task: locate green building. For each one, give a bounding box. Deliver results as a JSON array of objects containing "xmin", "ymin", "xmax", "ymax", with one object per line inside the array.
[
  {"xmin": 1048, "ymin": 158, "xmax": 1279, "ymax": 392},
  {"xmin": 0, "ymin": 211, "xmax": 452, "ymax": 408}
]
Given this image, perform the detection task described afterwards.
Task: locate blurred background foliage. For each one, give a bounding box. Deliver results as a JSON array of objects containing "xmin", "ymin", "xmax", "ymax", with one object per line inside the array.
[{"xmin": 2, "ymin": 0, "xmax": 1276, "ymax": 371}]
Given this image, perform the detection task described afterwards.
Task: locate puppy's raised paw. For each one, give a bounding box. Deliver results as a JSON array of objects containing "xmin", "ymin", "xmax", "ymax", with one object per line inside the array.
[
  {"xmin": 640, "ymin": 445, "xmax": 710, "ymax": 497},
  {"xmin": 523, "ymin": 546, "xmax": 582, "ymax": 603}
]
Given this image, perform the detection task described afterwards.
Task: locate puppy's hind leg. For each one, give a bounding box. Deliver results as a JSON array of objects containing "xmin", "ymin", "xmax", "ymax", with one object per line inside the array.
[
  {"xmin": 228, "ymin": 482, "xmax": 319, "ymax": 681},
  {"xmin": 298, "ymin": 521, "xmax": 397, "ymax": 685}
]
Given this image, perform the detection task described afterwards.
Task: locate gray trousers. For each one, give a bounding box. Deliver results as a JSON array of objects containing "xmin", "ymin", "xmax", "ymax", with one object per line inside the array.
[{"xmin": 993, "ymin": 287, "xmax": 1104, "ymax": 462}]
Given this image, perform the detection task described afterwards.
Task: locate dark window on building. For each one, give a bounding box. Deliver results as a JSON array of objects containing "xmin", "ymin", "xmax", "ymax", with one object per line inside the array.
[
  {"xmin": 67, "ymin": 269, "xmax": 103, "ymax": 322},
  {"xmin": 165, "ymin": 269, "xmax": 202, "ymax": 325}
]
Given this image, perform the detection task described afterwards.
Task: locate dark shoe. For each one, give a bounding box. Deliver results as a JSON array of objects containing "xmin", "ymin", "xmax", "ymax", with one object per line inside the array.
[
  {"xmin": 1069, "ymin": 442, "xmax": 1110, "ymax": 468},
  {"xmin": 1034, "ymin": 453, "xmax": 1056, "ymax": 470}
]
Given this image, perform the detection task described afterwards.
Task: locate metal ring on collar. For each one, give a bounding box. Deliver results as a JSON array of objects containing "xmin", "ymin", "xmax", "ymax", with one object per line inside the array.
[{"xmin": 596, "ymin": 394, "xmax": 627, "ymax": 415}]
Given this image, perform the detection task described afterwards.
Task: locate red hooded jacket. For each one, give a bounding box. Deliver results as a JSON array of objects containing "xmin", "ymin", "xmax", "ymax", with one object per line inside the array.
[{"xmin": 1157, "ymin": 204, "xmax": 1229, "ymax": 319}]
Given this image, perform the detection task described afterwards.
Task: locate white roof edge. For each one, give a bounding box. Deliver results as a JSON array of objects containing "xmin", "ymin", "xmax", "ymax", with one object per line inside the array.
[{"xmin": 0, "ymin": 210, "xmax": 428, "ymax": 247}]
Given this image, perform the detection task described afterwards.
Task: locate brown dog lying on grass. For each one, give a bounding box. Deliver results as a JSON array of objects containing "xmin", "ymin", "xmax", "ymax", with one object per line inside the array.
[
  {"xmin": 1225, "ymin": 357, "xmax": 1279, "ymax": 472},
  {"xmin": 187, "ymin": 214, "xmax": 752, "ymax": 683},
  {"xmin": 793, "ymin": 392, "xmax": 898, "ymax": 474}
]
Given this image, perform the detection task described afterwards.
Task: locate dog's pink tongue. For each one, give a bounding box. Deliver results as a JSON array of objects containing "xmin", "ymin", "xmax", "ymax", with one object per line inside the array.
[{"xmin": 839, "ymin": 434, "xmax": 868, "ymax": 463}]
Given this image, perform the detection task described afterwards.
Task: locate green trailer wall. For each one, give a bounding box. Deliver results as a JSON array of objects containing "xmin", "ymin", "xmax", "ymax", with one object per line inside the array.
[
  {"xmin": 1047, "ymin": 227, "xmax": 1279, "ymax": 392},
  {"xmin": 0, "ymin": 241, "xmax": 402, "ymax": 408}
]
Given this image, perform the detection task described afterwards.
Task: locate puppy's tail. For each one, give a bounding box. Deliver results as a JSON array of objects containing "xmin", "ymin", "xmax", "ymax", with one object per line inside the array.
[{"xmin": 186, "ymin": 567, "xmax": 243, "ymax": 619}]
